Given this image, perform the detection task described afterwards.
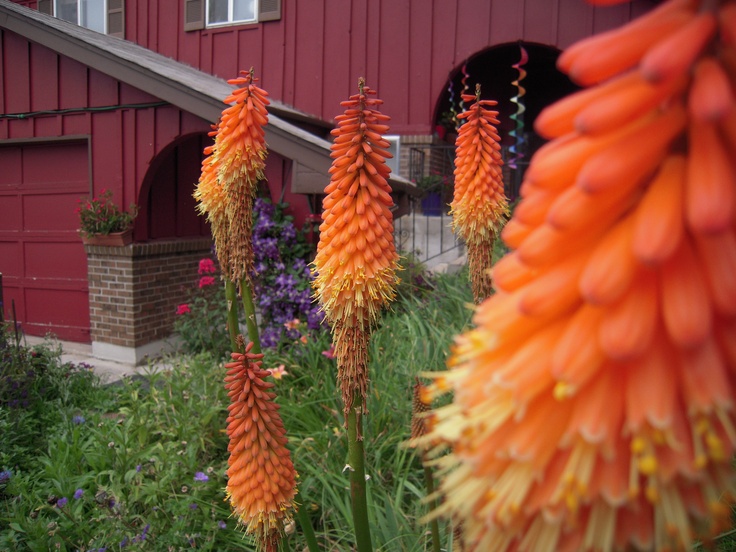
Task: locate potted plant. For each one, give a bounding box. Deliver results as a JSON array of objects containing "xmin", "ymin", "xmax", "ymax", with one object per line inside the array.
[
  {"xmin": 416, "ymin": 174, "xmax": 451, "ymax": 216},
  {"xmin": 77, "ymin": 189, "xmax": 139, "ymax": 246}
]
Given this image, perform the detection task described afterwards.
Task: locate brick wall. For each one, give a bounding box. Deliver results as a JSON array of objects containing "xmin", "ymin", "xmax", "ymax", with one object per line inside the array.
[
  {"xmin": 86, "ymin": 238, "xmax": 213, "ymax": 348},
  {"xmin": 398, "ymin": 135, "xmax": 434, "ymax": 181}
]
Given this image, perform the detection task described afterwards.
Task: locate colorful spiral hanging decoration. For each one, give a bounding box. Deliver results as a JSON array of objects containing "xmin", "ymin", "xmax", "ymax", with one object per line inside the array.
[{"xmin": 508, "ymin": 44, "xmax": 529, "ymax": 170}]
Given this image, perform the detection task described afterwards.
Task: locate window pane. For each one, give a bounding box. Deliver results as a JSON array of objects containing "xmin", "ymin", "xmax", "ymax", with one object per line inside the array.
[
  {"xmin": 56, "ymin": 0, "xmax": 78, "ymax": 24},
  {"xmin": 232, "ymin": 0, "xmax": 255, "ymax": 22},
  {"xmin": 208, "ymin": 0, "xmax": 228, "ymax": 24},
  {"xmin": 80, "ymin": 0, "xmax": 105, "ymax": 32}
]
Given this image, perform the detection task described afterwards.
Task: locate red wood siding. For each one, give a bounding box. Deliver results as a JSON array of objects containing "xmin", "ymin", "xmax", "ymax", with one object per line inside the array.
[
  {"xmin": 119, "ymin": 0, "xmax": 653, "ymax": 134},
  {"xmin": 0, "ymin": 30, "xmax": 225, "ymax": 339},
  {"xmin": 0, "ymin": 141, "xmax": 90, "ymax": 341}
]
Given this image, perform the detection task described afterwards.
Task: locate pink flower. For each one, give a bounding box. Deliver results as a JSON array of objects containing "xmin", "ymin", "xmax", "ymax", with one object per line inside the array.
[
  {"xmin": 198, "ymin": 258, "xmax": 217, "ymax": 275},
  {"xmin": 300, "ymin": 335, "xmax": 308, "ymax": 344},
  {"xmin": 283, "ymin": 318, "xmax": 301, "ymax": 330},
  {"xmin": 176, "ymin": 304, "xmax": 191, "ymax": 315},
  {"xmin": 321, "ymin": 344, "xmax": 335, "ymax": 359},
  {"xmin": 269, "ymin": 364, "xmax": 288, "ymax": 380},
  {"xmin": 199, "ymin": 276, "xmax": 216, "ymax": 288}
]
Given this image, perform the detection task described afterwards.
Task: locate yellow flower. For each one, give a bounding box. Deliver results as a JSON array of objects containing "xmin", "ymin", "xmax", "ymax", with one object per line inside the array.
[
  {"xmin": 450, "ymin": 84, "xmax": 508, "ymax": 303},
  {"xmin": 420, "ymin": 1, "xmax": 736, "ymax": 550},
  {"xmin": 224, "ymin": 341, "xmax": 297, "ymax": 550},
  {"xmin": 312, "ymin": 78, "xmax": 400, "ymax": 418}
]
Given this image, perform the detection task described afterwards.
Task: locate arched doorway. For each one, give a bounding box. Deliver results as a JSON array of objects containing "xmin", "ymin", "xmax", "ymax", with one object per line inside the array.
[
  {"xmin": 135, "ymin": 132, "xmax": 211, "ymax": 242},
  {"xmin": 433, "ymin": 41, "xmax": 580, "ymax": 199}
]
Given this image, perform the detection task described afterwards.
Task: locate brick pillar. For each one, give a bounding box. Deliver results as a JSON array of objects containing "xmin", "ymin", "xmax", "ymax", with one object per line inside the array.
[{"xmin": 85, "ymin": 238, "xmax": 212, "ymax": 364}]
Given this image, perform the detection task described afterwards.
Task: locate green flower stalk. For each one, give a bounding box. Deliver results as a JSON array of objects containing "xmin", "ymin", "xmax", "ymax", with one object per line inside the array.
[{"xmin": 312, "ymin": 79, "xmax": 400, "ymax": 552}]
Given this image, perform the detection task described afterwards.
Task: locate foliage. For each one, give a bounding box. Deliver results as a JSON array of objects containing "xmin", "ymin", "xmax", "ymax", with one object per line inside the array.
[
  {"xmin": 393, "ymin": 251, "xmax": 437, "ymax": 306},
  {"xmin": 252, "ymin": 198, "xmax": 323, "ymax": 349},
  {"xmin": 0, "ymin": 271, "xmax": 473, "ymax": 552},
  {"xmin": 174, "ymin": 199, "xmax": 324, "ymax": 355},
  {"xmin": 414, "ymin": 173, "xmax": 453, "ymax": 196},
  {"xmin": 0, "ymin": 325, "xmax": 114, "ymax": 473},
  {"xmin": 76, "ymin": 189, "xmax": 139, "ymax": 238}
]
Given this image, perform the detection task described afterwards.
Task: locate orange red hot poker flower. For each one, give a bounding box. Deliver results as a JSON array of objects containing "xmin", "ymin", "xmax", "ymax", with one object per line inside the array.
[
  {"xmin": 224, "ymin": 340, "xmax": 297, "ymax": 551},
  {"xmin": 194, "ymin": 68, "xmax": 269, "ymax": 285},
  {"xmin": 312, "ymin": 79, "xmax": 400, "ymax": 418},
  {"xmin": 450, "ymin": 84, "xmax": 508, "ymax": 302},
  {"xmin": 418, "ymin": 0, "xmax": 736, "ymax": 550}
]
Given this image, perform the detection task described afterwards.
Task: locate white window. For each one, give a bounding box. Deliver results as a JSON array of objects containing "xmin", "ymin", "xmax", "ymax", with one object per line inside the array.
[
  {"xmin": 55, "ymin": 0, "xmax": 106, "ymax": 33},
  {"xmin": 207, "ymin": 0, "xmax": 256, "ymax": 26}
]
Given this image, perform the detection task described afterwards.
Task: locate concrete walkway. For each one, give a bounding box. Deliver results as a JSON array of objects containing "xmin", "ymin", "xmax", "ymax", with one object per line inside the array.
[{"xmin": 22, "ymin": 335, "xmax": 171, "ymax": 384}]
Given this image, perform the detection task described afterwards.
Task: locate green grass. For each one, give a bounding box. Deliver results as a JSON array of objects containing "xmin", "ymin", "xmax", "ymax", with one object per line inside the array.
[{"xmin": 0, "ymin": 269, "xmax": 474, "ymax": 551}]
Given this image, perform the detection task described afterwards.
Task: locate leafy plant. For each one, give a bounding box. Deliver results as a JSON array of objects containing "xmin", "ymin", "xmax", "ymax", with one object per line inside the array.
[
  {"xmin": 76, "ymin": 189, "xmax": 139, "ymax": 237},
  {"xmin": 0, "ymin": 271, "xmax": 476, "ymax": 552},
  {"xmin": 252, "ymin": 198, "xmax": 323, "ymax": 349},
  {"xmin": 172, "ymin": 257, "xmax": 231, "ymax": 356}
]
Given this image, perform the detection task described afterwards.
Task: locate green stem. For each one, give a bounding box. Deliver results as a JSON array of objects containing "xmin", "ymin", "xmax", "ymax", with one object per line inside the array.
[
  {"xmin": 224, "ymin": 280, "xmax": 240, "ymax": 352},
  {"xmin": 239, "ymin": 277, "xmax": 261, "ymax": 354},
  {"xmin": 423, "ymin": 464, "xmax": 441, "ymax": 552},
  {"xmin": 294, "ymin": 490, "xmax": 320, "ymax": 552},
  {"xmin": 347, "ymin": 399, "xmax": 372, "ymax": 552}
]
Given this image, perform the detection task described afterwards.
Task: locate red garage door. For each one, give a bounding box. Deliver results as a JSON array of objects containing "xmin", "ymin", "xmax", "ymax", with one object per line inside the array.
[{"xmin": 0, "ymin": 140, "xmax": 91, "ymax": 342}]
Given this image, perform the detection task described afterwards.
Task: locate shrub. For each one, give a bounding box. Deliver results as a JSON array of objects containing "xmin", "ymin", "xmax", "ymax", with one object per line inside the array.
[
  {"xmin": 172, "ymin": 257, "xmax": 231, "ymax": 356},
  {"xmin": 252, "ymin": 198, "xmax": 324, "ymax": 349}
]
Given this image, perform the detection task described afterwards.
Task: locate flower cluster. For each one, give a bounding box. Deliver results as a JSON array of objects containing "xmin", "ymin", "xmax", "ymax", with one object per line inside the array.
[
  {"xmin": 252, "ymin": 198, "xmax": 322, "ymax": 348},
  {"xmin": 76, "ymin": 189, "xmax": 138, "ymax": 238},
  {"xmin": 194, "ymin": 69, "xmax": 268, "ymax": 286},
  {"xmin": 224, "ymin": 341, "xmax": 297, "ymax": 549},
  {"xmin": 312, "ymin": 79, "xmax": 400, "ymax": 417},
  {"xmin": 450, "ymin": 84, "xmax": 508, "ymax": 303},
  {"xmin": 198, "ymin": 258, "xmax": 217, "ymax": 290},
  {"xmin": 419, "ymin": 1, "xmax": 736, "ymax": 550},
  {"xmin": 172, "ymin": 255, "xmax": 231, "ymax": 355}
]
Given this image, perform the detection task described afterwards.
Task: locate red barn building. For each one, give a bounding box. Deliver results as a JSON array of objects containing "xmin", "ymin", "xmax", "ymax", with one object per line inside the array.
[{"xmin": 0, "ymin": 0, "xmax": 656, "ymax": 362}]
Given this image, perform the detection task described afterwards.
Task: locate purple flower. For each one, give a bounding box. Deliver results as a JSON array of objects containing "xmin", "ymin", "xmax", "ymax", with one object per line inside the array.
[
  {"xmin": 0, "ymin": 470, "xmax": 11, "ymax": 483},
  {"xmin": 73, "ymin": 488, "xmax": 84, "ymax": 500},
  {"xmin": 218, "ymin": 520, "xmax": 227, "ymax": 529},
  {"xmin": 72, "ymin": 415, "xmax": 86, "ymax": 424},
  {"xmin": 136, "ymin": 464, "xmax": 142, "ymax": 472},
  {"xmin": 56, "ymin": 497, "xmax": 68, "ymax": 508},
  {"xmin": 194, "ymin": 471, "xmax": 209, "ymax": 482},
  {"xmin": 189, "ymin": 502, "xmax": 198, "ymax": 510}
]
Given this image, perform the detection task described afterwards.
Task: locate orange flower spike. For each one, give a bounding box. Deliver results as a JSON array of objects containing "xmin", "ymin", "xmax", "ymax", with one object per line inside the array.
[
  {"xmin": 312, "ymin": 78, "xmax": 400, "ymax": 417},
  {"xmin": 212, "ymin": 68, "xmax": 270, "ymax": 284},
  {"xmin": 450, "ymin": 84, "xmax": 509, "ymax": 303},
  {"xmin": 420, "ymin": 1, "xmax": 736, "ymax": 550},
  {"xmin": 224, "ymin": 340, "xmax": 297, "ymax": 550}
]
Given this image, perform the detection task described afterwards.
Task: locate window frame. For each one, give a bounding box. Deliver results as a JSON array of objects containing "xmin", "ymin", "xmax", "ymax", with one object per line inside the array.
[
  {"xmin": 54, "ymin": 0, "xmax": 108, "ymax": 34},
  {"xmin": 205, "ymin": 0, "xmax": 257, "ymax": 28}
]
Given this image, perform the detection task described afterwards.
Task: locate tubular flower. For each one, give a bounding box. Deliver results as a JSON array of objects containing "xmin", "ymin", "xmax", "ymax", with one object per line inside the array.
[
  {"xmin": 224, "ymin": 340, "xmax": 297, "ymax": 551},
  {"xmin": 451, "ymin": 84, "xmax": 508, "ymax": 303},
  {"xmin": 194, "ymin": 68, "xmax": 269, "ymax": 285},
  {"xmin": 419, "ymin": 1, "xmax": 736, "ymax": 550},
  {"xmin": 194, "ymin": 126, "xmax": 231, "ymax": 275},
  {"xmin": 312, "ymin": 79, "xmax": 400, "ymax": 419}
]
